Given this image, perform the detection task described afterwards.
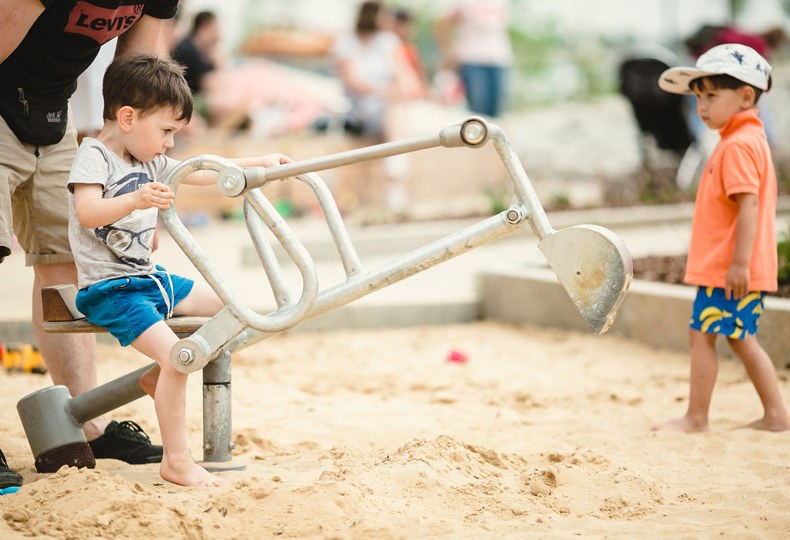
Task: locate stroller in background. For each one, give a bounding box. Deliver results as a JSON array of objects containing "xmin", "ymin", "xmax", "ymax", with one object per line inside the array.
[{"xmin": 618, "ymin": 43, "xmax": 711, "ymax": 191}]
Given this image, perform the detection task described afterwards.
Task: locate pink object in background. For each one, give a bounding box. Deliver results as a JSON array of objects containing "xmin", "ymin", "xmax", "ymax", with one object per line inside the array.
[{"xmin": 446, "ymin": 349, "xmax": 468, "ymax": 363}]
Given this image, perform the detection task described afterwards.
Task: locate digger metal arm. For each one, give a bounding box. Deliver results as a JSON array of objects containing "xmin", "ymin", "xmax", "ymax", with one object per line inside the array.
[{"xmin": 159, "ymin": 117, "xmax": 632, "ymax": 374}]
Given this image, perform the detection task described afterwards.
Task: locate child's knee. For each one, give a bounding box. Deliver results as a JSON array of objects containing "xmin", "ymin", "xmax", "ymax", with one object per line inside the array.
[{"xmin": 726, "ymin": 335, "xmax": 754, "ymax": 354}]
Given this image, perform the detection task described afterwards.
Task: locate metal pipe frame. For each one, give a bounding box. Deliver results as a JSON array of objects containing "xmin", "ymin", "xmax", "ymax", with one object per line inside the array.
[
  {"xmin": 154, "ymin": 117, "xmax": 523, "ymax": 466},
  {"xmin": 159, "ymin": 117, "xmax": 534, "ymax": 372},
  {"xmin": 28, "ymin": 117, "xmax": 627, "ymax": 471}
]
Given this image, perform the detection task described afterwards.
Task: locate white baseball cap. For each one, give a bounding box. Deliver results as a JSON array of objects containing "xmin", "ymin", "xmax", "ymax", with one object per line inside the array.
[{"xmin": 659, "ymin": 43, "xmax": 772, "ymax": 95}]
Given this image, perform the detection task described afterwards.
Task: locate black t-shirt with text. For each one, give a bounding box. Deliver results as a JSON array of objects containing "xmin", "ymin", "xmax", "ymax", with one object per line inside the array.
[{"xmin": 0, "ymin": 0, "xmax": 178, "ymax": 101}]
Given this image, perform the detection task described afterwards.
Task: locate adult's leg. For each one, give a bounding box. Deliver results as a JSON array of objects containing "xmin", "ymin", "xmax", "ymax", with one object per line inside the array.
[
  {"xmin": 487, "ymin": 65, "xmax": 508, "ymax": 118},
  {"xmin": 31, "ymin": 261, "xmax": 108, "ymax": 440},
  {"xmin": 460, "ymin": 63, "xmax": 491, "ymax": 117},
  {"xmin": 728, "ymin": 336, "xmax": 790, "ymax": 431},
  {"xmin": 0, "ymin": 172, "xmax": 13, "ymax": 261}
]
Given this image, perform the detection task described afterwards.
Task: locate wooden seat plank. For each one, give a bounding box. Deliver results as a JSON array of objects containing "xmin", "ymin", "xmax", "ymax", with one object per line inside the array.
[
  {"xmin": 42, "ymin": 317, "xmax": 209, "ymax": 334},
  {"xmin": 41, "ymin": 285, "xmax": 208, "ymax": 335}
]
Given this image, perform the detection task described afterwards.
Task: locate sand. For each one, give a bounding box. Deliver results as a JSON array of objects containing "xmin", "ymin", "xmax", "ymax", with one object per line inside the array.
[{"xmin": 1, "ymin": 321, "xmax": 789, "ymax": 539}]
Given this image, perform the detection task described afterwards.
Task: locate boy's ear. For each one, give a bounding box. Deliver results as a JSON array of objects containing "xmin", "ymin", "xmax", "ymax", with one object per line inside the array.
[
  {"xmin": 740, "ymin": 86, "xmax": 757, "ymax": 108},
  {"xmin": 116, "ymin": 105, "xmax": 136, "ymax": 132}
]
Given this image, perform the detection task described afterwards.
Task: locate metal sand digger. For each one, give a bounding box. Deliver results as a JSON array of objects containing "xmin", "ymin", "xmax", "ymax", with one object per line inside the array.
[{"xmin": 17, "ymin": 117, "xmax": 633, "ymax": 472}]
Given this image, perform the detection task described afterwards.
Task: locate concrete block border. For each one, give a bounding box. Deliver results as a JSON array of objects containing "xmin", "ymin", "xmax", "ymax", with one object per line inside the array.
[{"xmin": 478, "ymin": 266, "xmax": 790, "ymax": 370}]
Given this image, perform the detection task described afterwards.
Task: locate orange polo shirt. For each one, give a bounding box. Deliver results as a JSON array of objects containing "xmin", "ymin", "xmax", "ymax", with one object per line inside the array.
[{"xmin": 684, "ymin": 108, "xmax": 778, "ymax": 292}]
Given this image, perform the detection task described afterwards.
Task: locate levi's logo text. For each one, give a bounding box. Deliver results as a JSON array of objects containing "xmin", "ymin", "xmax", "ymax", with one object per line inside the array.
[{"xmin": 66, "ymin": 2, "xmax": 144, "ymax": 44}]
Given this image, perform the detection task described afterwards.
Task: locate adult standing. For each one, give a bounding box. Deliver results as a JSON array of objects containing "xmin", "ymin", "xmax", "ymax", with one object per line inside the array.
[
  {"xmin": 0, "ymin": 0, "xmax": 179, "ymax": 490},
  {"xmin": 434, "ymin": 0, "xmax": 513, "ymax": 118}
]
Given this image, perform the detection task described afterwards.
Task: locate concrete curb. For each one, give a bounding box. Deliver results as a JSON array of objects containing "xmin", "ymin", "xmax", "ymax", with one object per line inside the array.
[
  {"xmin": 478, "ymin": 266, "xmax": 790, "ymax": 370},
  {"xmin": 243, "ymin": 196, "xmax": 789, "ymax": 265}
]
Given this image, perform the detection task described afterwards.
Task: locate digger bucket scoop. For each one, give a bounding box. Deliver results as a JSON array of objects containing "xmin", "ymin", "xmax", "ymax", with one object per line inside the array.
[{"xmin": 539, "ymin": 225, "xmax": 633, "ymax": 334}]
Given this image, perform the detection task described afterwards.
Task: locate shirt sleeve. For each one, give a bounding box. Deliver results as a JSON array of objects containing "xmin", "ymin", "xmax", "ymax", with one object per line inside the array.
[
  {"xmin": 719, "ymin": 141, "xmax": 760, "ymax": 198},
  {"xmin": 142, "ymin": 0, "xmax": 179, "ymax": 20},
  {"xmin": 68, "ymin": 144, "xmax": 110, "ymax": 192}
]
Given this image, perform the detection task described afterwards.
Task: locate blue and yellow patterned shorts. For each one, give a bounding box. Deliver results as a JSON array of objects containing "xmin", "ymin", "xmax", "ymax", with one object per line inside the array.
[{"xmin": 689, "ymin": 286, "xmax": 766, "ymax": 339}]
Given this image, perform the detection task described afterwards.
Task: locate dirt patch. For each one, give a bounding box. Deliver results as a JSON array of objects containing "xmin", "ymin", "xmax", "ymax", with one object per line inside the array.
[{"xmin": 632, "ymin": 254, "xmax": 790, "ymax": 298}]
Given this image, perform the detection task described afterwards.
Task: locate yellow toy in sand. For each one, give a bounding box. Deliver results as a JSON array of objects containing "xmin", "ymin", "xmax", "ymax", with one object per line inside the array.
[{"xmin": 1, "ymin": 342, "xmax": 47, "ymax": 374}]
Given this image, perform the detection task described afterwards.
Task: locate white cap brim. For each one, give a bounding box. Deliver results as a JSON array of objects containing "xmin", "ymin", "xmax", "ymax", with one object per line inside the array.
[{"xmin": 659, "ymin": 67, "xmax": 719, "ymax": 94}]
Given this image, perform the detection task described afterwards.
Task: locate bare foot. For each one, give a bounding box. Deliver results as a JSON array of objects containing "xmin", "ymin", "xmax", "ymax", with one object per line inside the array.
[
  {"xmin": 139, "ymin": 365, "xmax": 160, "ymax": 398},
  {"xmin": 737, "ymin": 416, "xmax": 790, "ymax": 432},
  {"xmin": 160, "ymin": 455, "xmax": 228, "ymax": 487},
  {"xmin": 651, "ymin": 415, "xmax": 709, "ymax": 433}
]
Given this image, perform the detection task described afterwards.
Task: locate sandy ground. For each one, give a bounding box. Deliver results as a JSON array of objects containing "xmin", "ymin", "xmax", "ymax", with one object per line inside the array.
[
  {"xmin": 2, "ymin": 59, "xmax": 790, "ymax": 540},
  {"xmin": 1, "ymin": 322, "xmax": 789, "ymax": 539}
]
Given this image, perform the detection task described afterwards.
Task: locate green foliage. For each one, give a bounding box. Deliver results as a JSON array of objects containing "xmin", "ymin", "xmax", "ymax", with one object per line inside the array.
[
  {"xmin": 550, "ymin": 192, "xmax": 572, "ymax": 210},
  {"xmin": 508, "ymin": 25, "xmax": 564, "ymax": 73},
  {"xmin": 484, "ymin": 186, "xmax": 512, "ymax": 215},
  {"xmin": 778, "ymin": 227, "xmax": 790, "ymax": 285}
]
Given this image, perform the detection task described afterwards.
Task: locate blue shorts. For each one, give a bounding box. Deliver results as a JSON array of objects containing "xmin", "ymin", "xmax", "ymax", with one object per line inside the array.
[
  {"xmin": 76, "ymin": 266, "xmax": 194, "ymax": 346},
  {"xmin": 689, "ymin": 286, "xmax": 766, "ymax": 340}
]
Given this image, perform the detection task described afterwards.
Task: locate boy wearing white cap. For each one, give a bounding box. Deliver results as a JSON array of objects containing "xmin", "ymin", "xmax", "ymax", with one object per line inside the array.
[{"xmin": 653, "ymin": 43, "xmax": 790, "ymax": 432}]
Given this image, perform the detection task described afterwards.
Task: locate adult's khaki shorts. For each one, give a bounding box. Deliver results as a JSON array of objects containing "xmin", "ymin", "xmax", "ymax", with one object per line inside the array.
[{"xmin": 0, "ymin": 112, "xmax": 78, "ymax": 266}]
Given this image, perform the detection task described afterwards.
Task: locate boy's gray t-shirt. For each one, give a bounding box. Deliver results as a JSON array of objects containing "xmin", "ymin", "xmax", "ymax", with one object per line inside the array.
[{"xmin": 68, "ymin": 137, "xmax": 178, "ymax": 289}]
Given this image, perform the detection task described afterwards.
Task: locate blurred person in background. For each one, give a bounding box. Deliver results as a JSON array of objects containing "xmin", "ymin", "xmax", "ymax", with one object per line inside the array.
[
  {"xmin": 171, "ymin": 10, "xmax": 221, "ymax": 95},
  {"xmin": 170, "ymin": 11, "xmax": 258, "ymax": 137},
  {"xmin": 333, "ymin": 1, "xmax": 422, "ymax": 138},
  {"xmin": 390, "ymin": 8, "xmax": 429, "ymax": 100},
  {"xmin": 333, "ymin": 1, "xmax": 424, "ymax": 214},
  {"xmin": 434, "ymin": 0, "xmax": 513, "ymax": 118}
]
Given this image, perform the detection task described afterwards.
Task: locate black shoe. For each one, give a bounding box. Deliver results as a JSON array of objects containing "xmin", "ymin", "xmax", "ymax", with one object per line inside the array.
[
  {"xmin": 89, "ymin": 420, "xmax": 163, "ymax": 465},
  {"xmin": 0, "ymin": 448, "xmax": 23, "ymax": 490}
]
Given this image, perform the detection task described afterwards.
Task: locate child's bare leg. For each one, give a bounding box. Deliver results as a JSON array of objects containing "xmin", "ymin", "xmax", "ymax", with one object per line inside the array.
[
  {"xmin": 137, "ymin": 282, "xmax": 223, "ymax": 400},
  {"xmin": 653, "ymin": 330, "xmax": 718, "ymax": 432},
  {"xmin": 728, "ymin": 336, "xmax": 790, "ymax": 432},
  {"xmin": 132, "ymin": 322, "xmax": 227, "ymax": 487},
  {"xmin": 172, "ymin": 281, "xmax": 224, "ymax": 317}
]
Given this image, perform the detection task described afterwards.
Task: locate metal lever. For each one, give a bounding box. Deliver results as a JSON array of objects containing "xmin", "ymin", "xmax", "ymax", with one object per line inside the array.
[
  {"xmin": 216, "ymin": 117, "xmax": 491, "ymax": 196},
  {"xmin": 159, "ymin": 156, "xmax": 320, "ymax": 371}
]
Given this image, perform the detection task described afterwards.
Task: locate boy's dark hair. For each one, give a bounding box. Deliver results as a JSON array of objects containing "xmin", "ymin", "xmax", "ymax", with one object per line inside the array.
[
  {"xmin": 102, "ymin": 55, "xmax": 193, "ymax": 122},
  {"xmin": 689, "ymin": 73, "xmax": 769, "ymax": 103}
]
